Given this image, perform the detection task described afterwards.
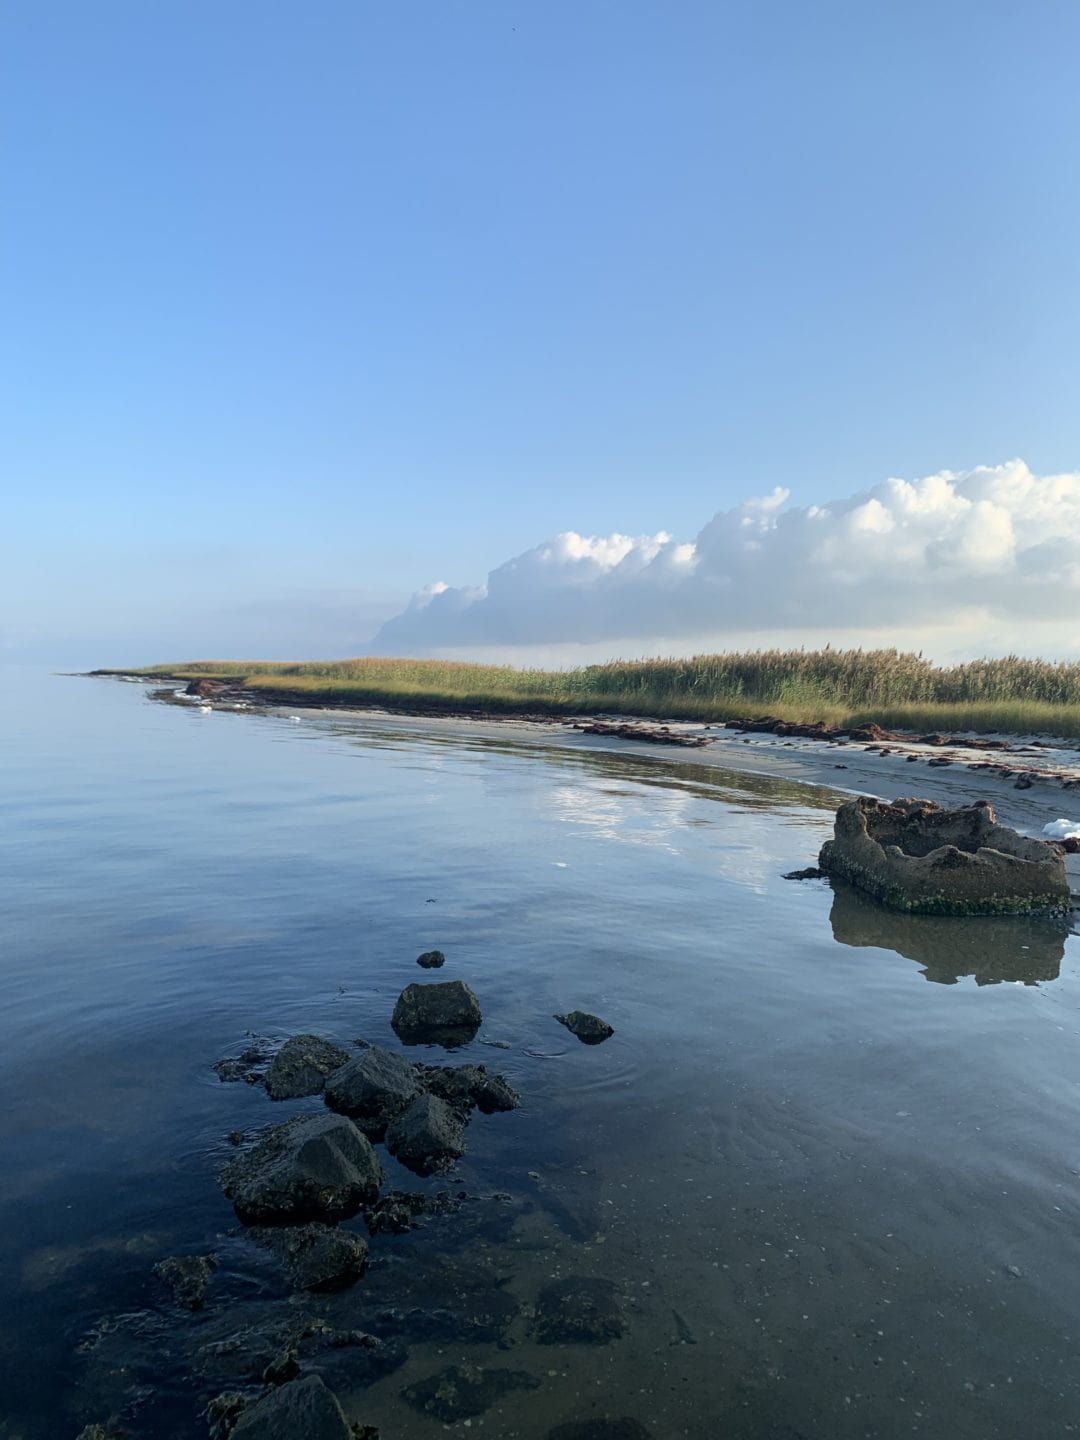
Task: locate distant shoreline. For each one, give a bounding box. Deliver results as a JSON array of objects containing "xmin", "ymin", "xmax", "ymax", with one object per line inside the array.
[{"xmin": 87, "ymin": 652, "xmax": 1080, "ymax": 741}]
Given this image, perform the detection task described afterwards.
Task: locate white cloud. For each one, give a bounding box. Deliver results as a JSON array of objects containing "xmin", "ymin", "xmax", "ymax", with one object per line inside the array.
[{"xmin": 370, "ymin": 461, "xmax": 1080, "ymax": 657}]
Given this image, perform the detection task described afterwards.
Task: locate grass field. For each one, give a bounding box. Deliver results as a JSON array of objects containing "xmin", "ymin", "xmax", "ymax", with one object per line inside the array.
[{"xmin": 94, "ymin": 650, "xmax": 1080, "ymax": 738}]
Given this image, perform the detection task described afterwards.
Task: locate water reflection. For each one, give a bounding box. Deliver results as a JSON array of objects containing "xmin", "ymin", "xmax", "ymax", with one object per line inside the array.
[
  {"xmin": 829, "ymin": 880, "xmax": 1071, "ymax": 985},
  {"xmin": 299, "ymin": 713, "xmax": 847, "ymax": 816}
]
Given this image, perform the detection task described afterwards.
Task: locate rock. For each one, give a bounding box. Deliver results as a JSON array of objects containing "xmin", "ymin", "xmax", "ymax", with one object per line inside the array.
[
  {"xmin": 324, "ymin": 1046, "xmax": 422, "ymax": 1138},
  {"xmin": 578, "ymin": 721, "xmax": 712, "ymax": 748},
  {"xmin": 263, "ymin": 1348, "xmax": 301, "ymax": 1385},
  {"xmin": 533, "ymin": 1276, "xmax": 625, "ymax": 1344},
  {"xmin": 847, "ymin": 723, "xmax": 894, "ymax": 743},
  {"xmin": 206, "ymin": 1392, "xmax": 248, "ymax": 1440},
  {"xmin": 372, "ymin": 1284, "xmax": 520, "ymax": 1345},
  {"xmin": 418, "ymin": 1062, "xmax": 520, "ymax": 1114},
  {"xmin": 555, "ymin": 1010, "xmax": 614, "ymax": 1044},
  {"xmin": 546, "ymin": 1423, "xmax": 656, "ymax": 1440},
  {"xmin": 214, "ymin": 1039, "xmax": 270, "ymax": 1084},
  {"xmin": 154, "ymin": 1253, "xmax": 218, "ymax": 1310},
  {"xmin": 391, "ymin": 980, "xmax": 482, "ymax": 1047},
  {"xmin": 401, "ymin": 1363, "xmax": 540, "ymax": 1422},
  {"xmin": 416, "ymin": 949, "xmax": 446, "ymax": 968},
  {"xmin": 385, "ymin": 1093, "xmax": 466, "ymax": 1175},
  {"xmin": 75, "ymin": 1427, "xmax": 117, "ymax": 1440},
  {"xmin": 222, "ymin": 1113, "xmax": 382, "ymax": 1223},
  {"xmin": 363, "ymin": 1187, "xmax": 464, "ymax": 1234},
  {"xmin": 230, "ymin": 1374, "xmax": 353, "ymax": 1440},
  {"xmin": 264, "ymin": 1035, "xmax": 351, "ymax": 1100},
  {"xmin": 818, "ymin": 796, "xmax": 1072, "ymax": 916},
  {"xmin": 782, "ymin": 867, "xmax": 824, "ymax": 881},
  {"xmin": 251, "ymin": 1223, "xmax": 369, "ymax": 1291}
]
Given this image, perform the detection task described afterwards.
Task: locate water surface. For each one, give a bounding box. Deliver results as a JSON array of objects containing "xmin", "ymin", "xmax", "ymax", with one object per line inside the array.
[{"xmin": 3, "ymin": 670, "xmax": 1079, "ymax": 1439}]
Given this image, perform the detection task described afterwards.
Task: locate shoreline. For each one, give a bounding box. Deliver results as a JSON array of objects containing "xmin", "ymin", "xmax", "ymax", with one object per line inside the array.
[{"xmin": 103, "ymin": 672, "xmax": 1080, "ymax": 894}]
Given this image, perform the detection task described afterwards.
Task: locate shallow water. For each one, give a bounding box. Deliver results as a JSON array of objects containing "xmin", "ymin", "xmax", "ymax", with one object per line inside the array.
[{"xmin": 3, "ymin": 670, "xmax": 1080, "ymax": 1439}]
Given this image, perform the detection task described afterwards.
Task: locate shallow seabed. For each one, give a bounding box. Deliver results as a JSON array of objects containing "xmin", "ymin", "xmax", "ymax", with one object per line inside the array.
[{"xmin": 3, "ymin": 671, "xmax": 1080, "ymax": 1439}]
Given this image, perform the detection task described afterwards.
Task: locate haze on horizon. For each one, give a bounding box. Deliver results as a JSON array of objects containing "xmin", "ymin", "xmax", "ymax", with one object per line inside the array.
[{"xmin": 3, "ymin": 2, "xmax": 1080, "ymax": 671}]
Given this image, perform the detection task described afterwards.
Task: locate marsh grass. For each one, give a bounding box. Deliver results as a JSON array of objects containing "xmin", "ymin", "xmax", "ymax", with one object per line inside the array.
[{"xmin": 98, "ymin": 650, "xmax": 1080, "ymax": 738}]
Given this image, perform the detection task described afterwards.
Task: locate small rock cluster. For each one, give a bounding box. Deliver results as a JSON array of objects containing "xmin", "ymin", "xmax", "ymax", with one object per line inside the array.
[{"xmin": 81, "ymin": 960, "xmax": 630, "ymax": 1440}]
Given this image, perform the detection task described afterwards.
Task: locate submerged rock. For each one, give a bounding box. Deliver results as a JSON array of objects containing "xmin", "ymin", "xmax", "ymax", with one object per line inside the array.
[
  {"xmin": 533, "ymin": 1276, "xmax": 625, "ymax": 1344},
  {"xmin": 782, "ymin": 866, "xmax": 825, "ymax": 881},
  {"xmin": 363, "ymin": 1187, "xmax": 464, "ymax": 1234},
  {"xmin": 154, "ymin": 1253, "xmax": 218, "ymax": 1310},
  {"xmin": 416, "ymin": 949, "xmax": 446, "ymax": 968},
  {"xmin": 264, "ymin": 1035, "xmax": 351, "ymax": 1100},
  {"xmin": 251, "ymin": 1223, "xmax": 369, "ymax": 1291},
  {"xmin": 391, "ymin": 980, "xmax": 483, "ymax": 1046},
  {"xmin": 229, "ymin": 1374, "xmax": 353, "ymax": 1440},
  {"xmin": 385, "ymin": 1092, "xmax": 466, "ymax": 1175},
  {"xmin": 818, "ymin": 796, "xmax": 1071, "ymax": 916},
  {"xmin": 214, "ymin": 1039, "xmax": 271, "ymax": 1084},
  {"xmin": 555, "ymin": 1010, "xmax": 614, "ymax": 1044},
  {"xmin": 222, "ymin": 1113, "xmax": 381, "ymax": 1223},
  {"xmin": 401, "ymin": 1362, "xmax": 540, "ymax": 1422},
  {"xmin": 324, "ymin": 1045, "xmax": 422, "ymax": 1137}
]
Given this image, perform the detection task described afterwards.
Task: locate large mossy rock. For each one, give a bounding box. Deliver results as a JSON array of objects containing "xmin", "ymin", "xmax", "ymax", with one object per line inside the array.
[
  {"xmin": 385, "ymin": 1092, "xmax": 467, "ymax": 1175},
  {"xmin": 222, "ymin": 1113, "xmax": 381, "ymax": 1223},
  {"xmin": 818, "ymin": 796, "xmax": 1071, "ymax": 916},
  {"xmin": 324, "ymin": 1045, "xmax": 422, "ymax": 1136},
  {"xmin": 264, "ymin": 1035, "xmax": 351, "ymax": 1100},
  {"xmin": 391, "ymin": 980, "xmax": 482, "ymax": 1046}
]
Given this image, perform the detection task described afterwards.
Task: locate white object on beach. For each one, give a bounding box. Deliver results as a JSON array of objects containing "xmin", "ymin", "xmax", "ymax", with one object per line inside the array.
[
  {"xmin": 198, "ymin": 704, "xmax": 212, "ymax": 713},
  {"xmin": 1042, "ymin": 819, "xmax": 1080, "ymax": 840},
  {"xmin": 289, "ymin": 715, "xmax": 301, "ymax": 723}
]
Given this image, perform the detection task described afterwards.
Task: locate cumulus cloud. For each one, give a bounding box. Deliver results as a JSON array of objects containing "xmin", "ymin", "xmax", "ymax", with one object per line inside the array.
[{"xmin": 371, "ymin": 461, "xmax": 1080, "ymax": 656}]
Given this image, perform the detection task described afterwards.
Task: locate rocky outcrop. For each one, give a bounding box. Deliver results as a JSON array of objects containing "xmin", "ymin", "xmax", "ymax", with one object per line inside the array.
[
  {"xmin": 264, "ymin": 1035, "xmax": 350, "ymax": 1101},
  {"xmin": 222, "ymin": 1113, "xmax": 382, "ymax": 1222},
  {"xmin": 818, "ymin": 796, "xmax": 1071, "ymax": 915},
  {"xmin": 391, "ymin": 980, "xmax": 483, "ymax": 1046},
  {"xmin": 323, "ymin": 1046, "xmax": 422, "ymax": 1137}
]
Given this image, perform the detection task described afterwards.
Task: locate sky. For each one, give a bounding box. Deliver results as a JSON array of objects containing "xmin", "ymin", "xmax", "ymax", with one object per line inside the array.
[{"xmin": 3, "ymin": 1, "xmax": 1080, "ymax": 667}]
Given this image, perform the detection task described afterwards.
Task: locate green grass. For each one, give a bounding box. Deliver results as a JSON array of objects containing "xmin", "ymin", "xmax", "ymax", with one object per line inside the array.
[{"xmin": 93, "ymin": 650, "xmax": 1080, "ymax": 738}]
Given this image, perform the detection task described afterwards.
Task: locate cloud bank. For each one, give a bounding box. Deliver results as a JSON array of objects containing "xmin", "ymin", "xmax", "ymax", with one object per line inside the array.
[{"xmin": 371, "ymin": 461, "xmax": 1080, "ymax": 657}]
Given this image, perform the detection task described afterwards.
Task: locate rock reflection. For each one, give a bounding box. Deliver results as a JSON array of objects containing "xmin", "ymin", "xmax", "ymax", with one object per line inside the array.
[{"xmin": 829, "ymin": 881, "xmax": 1070, "ymax": 986}]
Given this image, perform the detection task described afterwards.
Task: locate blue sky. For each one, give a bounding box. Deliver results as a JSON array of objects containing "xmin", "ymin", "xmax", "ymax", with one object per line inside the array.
[{"xmin": 4, "ymin": 1, "xmax": 1080, "ymax": 664}]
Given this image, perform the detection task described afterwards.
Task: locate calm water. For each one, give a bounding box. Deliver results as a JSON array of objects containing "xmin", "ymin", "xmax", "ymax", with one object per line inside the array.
[{"xmin": 3, "ymin": 670, "xmax": 1080, "ymax": 1439}]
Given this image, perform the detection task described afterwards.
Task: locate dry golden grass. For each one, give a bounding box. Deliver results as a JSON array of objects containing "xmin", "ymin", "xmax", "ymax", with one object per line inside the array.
[{"xmin": 96, "ymin": 649, "xmax": 1080, "ymax": 737}]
